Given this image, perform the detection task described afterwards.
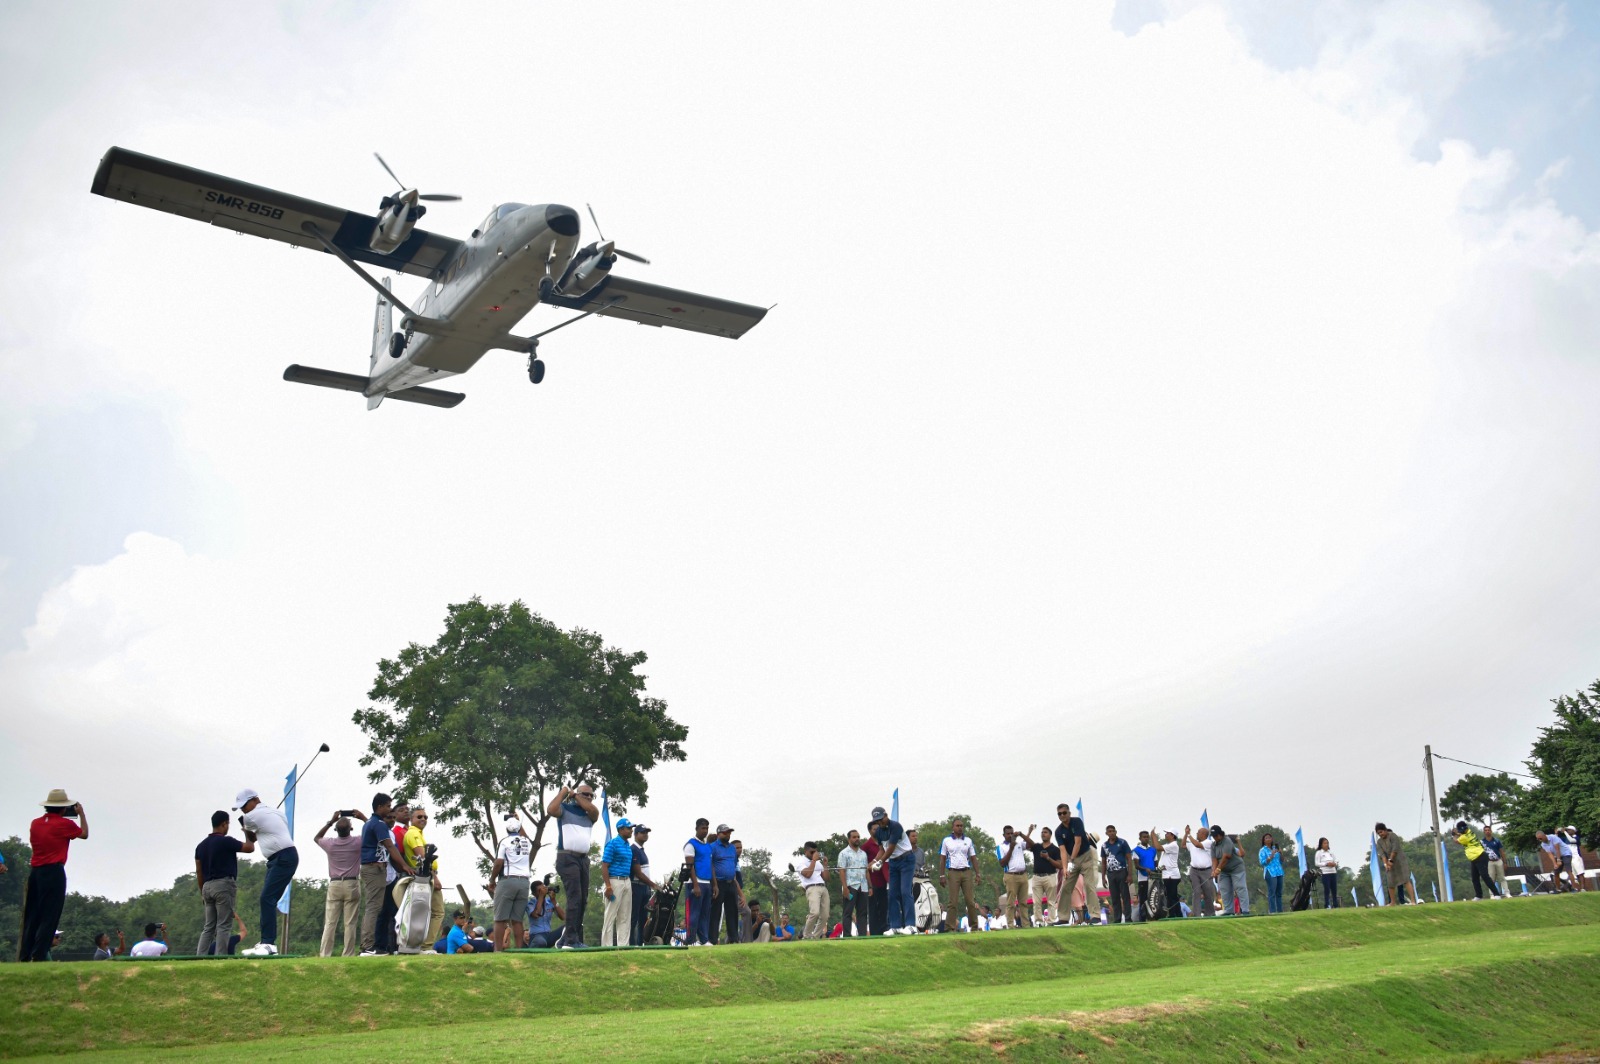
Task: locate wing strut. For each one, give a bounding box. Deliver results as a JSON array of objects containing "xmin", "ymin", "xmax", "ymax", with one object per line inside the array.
[{"xmin": 299, "ymin": 221, "xmax": 448, "ymax": 331}]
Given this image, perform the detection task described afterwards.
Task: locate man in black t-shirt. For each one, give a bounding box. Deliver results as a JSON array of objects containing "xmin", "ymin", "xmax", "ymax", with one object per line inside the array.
[
  {"xmin": 1055, "ymin": 804, "xmax": 1098, "ymax": 925},
  {"xmin": 1025, "ymin": 825, "xmax": 1061, "ymax": 925},
  {"xmin": 195, "ymin": 810, "xmax": 254, "ymax": 956}
]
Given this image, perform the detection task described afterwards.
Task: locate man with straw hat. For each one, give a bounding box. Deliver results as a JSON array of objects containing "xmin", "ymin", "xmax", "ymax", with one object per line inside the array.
[{"xmin": 21, "ymin": 788, "xmax": 88, "ymax": 961}]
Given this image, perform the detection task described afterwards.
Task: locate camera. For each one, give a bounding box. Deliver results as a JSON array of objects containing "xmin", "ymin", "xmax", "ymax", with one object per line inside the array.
[
  {"xmin": 340, "ymin": 809, "xmax": 363, "ymax": 819},
  {"xmin": 542, "ymin": 872, "xmax": 561, "ymax": 896}
]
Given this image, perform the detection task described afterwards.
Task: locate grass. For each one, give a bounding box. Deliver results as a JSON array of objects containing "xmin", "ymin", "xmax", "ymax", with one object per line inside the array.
[{"xmin": 5, "ymin": 894, "xmax": 1599, "ymax": 1061}]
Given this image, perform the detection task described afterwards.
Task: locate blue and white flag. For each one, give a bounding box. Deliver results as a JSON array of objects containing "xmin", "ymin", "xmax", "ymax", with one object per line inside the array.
[
  {"xmin": 1295, "ymin": 828, "xmax": 1307, "ymax": 876},
  {"xmin": 1368, "ymin": 834, "xmax": 1386, "ymax": 906},
  {"xmin": 1431, "ymin": 882, "xmax": 1439, "ymax": 902},
  {"xmin": 1411, "ymin": 873, "xmax": 1418, "ymax": 900},
  {"xmin": 1200, "ymin": 809, "xmax": 1209, "ymax": 830},
  {"xmin": 601, "ymin": 786, "xmax": 612, "ymax": 842},
  {"xmin": 277, "ymin": 765, "xmax": 296, "ymax": 916},
  {"xmin": 1352, "ymin": 887, "xmax": 1360, "ymax": 907},
  {"xmin": 1076, "ymin": 799, "xmax": 1084, "ymax": 821},
  {"xmin": 1438, "ymin": 839, "xmax": 1455, "ymax": 902},
  {"xmin": 891, "ymin": 788, "xmax": 900, "ymax": 824}
]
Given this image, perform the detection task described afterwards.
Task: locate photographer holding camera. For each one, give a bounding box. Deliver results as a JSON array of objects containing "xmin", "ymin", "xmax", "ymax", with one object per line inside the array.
[
  {"xmin": 526, "ymin": 875, "xmax": 565, "ymax": 948},
  {"xmin": 315, "ymin": 810, "xmax": 364, "ymax": 957},
  {"xmin": 129, "ymin": 922, "xmax": 169, "ymax": 958},
  {"xmin": 20, "ymin": 788, "xmax": 87, "ymax": 962}
]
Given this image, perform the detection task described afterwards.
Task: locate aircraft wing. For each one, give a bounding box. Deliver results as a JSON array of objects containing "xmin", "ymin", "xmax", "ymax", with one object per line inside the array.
[
  {"xmin": 91, "ymin": 147, "xmax": 462, "ymax": 280},
  {"xmin": 548, "ymin": 275, "xmax": 768, "ymax": 339}
]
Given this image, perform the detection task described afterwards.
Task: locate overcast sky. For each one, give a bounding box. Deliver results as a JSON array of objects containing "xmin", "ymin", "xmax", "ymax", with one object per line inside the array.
[{"xmin": 2, "ymin": 0, "xmax": 1597, "ymax": 899}]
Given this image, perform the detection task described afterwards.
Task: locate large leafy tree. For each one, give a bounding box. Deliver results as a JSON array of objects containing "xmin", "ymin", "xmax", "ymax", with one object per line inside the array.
[
  {"xmin": 1507, "ymin": 678, "xmax": 1600, "ymax": 850},
  {"xmin": 1439, "ymin": 772, "xmax": 1524, "ymax": 829},
  {"xmin": 354, "ymin": 599, "xmax": 688, "ymax": 875}
]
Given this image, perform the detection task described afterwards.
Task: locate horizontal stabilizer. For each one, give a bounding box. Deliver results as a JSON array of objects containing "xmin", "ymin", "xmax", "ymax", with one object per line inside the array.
[{"xmin": 282, "ymin": 365, "xmax": 465, "ymax": 409}]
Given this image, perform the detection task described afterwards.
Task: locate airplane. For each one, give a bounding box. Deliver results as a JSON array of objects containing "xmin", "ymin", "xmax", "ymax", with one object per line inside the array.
[{"xmin": 90, "ymin": 147, "xmax": 768, "ymax": 409}]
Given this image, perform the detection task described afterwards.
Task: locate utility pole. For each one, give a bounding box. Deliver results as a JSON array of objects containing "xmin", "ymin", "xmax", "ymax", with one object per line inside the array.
[{"xmin": 1425, "ymin": 745, "xmax": 1448, "ymax": 901}]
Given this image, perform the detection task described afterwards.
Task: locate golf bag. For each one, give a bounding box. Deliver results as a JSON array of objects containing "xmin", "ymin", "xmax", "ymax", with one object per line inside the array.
[
  {"xmin": 394, "ymin": 844, "xmax": 437, "ymax": 955},
  {"xmin": 644, "ymin": 872, "xmax": 682, "ymax": 945},
  {"xmin": 1290, "ymin": 869, "xmax": 1318, "ymax": 912},
  {"xmin": 1142, "ymin": 876, "xmax": 1168, "ymax": 922},
  {"xmin": 913, "ymin": 874, "xmax": 942, "ymax": 931}
]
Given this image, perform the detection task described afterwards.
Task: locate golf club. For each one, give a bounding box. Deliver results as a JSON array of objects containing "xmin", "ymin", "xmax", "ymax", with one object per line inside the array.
[{"xmin": 275, "ymin": 742, "xmax": 331, "ymax": 809}]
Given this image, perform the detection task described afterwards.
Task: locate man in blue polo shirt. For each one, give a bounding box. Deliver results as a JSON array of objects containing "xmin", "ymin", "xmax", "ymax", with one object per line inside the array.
[
  {"xmin": 868, "ymin": 806, "xmax": 916, "ymax": 935},
  {"xmin": 709, "ymin": 823, "xmax": 743, "ymax": 945},
  {"xmin": 600, "ymin": 819, "xmax": 636, "ymax": 947},
  {"xmin": 682, "ymin": 818, "xmax": 715, "ymax": 946},
  {"xmin": 359, "ymin": 793, "xmax": 412, "ymax": 956}
]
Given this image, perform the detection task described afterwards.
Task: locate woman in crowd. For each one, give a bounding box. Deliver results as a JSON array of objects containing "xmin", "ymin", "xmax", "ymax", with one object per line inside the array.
[
  {"xmin": 1258, "ymin": 832, "xmax": 1285, "ymax": 914},
  {"xmin": 1455, "ymin": 821, "xmax": 1500, "ymax": 899},
  {"xmin": 1314, "ymin": 837, "xmax": 1339, "ymax": 908}
]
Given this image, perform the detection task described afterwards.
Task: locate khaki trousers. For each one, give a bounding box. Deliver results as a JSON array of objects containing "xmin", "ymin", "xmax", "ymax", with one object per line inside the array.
[
  {"xmin": 359, "ymin": 864, "xmax": 387, "ymax": 952},
  {"xmin": 945, "ymin": 867, "xmax": 978, "ymax": 931},
  {"xmin": 803, "ymin": 884, "xmax": 831, "ymax": 939},
  {"xmin": 321, "ymin": 879, "xmax": 361, "ymax": 957},
  {"xmin": 1002, "ymin": 872, "xmax": 1029, "ymax": 926},
  {"xmin": 601, "ymin": 878, "xmax": 632, "ymax": 947},
  {"xmin": 1062, "ymin": 851, "xmax": 1099, "ymax": 914},
  {"xmin": 1488, "ymin": 858, "xmax": 1508, "ymax": 898},
  {"xmin": 1029, "ymin": 874, "xmax": 1060, "ymax": 921}
]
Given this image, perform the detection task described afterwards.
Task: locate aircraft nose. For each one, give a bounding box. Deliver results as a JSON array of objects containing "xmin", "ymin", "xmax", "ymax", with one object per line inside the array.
[{"xmin": 545, "ymin": 204, "xmax": 580, "ymax": 237}]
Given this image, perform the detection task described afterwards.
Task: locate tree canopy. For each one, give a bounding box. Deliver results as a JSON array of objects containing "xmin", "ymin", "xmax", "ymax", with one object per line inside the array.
[
  {"xmin": 1506, "ymin": 678, "xmax": 1600, "ymax": 850},
  {"xmin": 353, "ymin": 599, "xmax": 687, "ymax": 874},
  {"xmin": 1439, "ymin": 772, "xmax": 1523, "ymax": 829}
]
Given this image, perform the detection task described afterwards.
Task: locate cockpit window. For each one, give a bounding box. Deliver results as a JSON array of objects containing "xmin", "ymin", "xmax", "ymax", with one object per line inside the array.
[{"xmin": 477, "ymin": 203, "xmax": 528, "ymax": 238}]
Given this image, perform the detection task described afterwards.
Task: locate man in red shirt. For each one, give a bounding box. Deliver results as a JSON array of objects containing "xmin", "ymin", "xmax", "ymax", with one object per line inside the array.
[
  {"xmin": 22, "ymin": 788, "xmax": 88, "ymax": 962},
  {"xmin": 861, "ymin": 833, "xmax": 891, "ymax": 936}
]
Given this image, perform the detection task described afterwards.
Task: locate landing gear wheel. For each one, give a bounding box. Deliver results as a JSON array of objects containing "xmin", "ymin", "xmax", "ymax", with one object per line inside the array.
[
  {"xmin": 538, "ymin": 276, "xmax": 555, "ymax": 301},
  {"xmin": 389, "ymin": 332, "xmax": 407, "ymax": 358},
  {"xmin": 528, "ymin": 357, "xmax": 546, "ymax": 384}
]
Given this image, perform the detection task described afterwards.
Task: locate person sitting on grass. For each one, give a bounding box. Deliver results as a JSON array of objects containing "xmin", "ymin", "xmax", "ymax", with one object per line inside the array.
[
  {"xmin": 443, "ymin": 911, "xmax": 475, "ymax": 954},
  {"xmin": 773, "ymin": 912, "xmax": 796, "ymax": 941},
  {"xmin": 748, "ymin": 901, "xmax": 773, "ymax": 942},
  {"xmin": 467, "ymin": 925, "xmax": 495, "ymax": 952},
  {"xmin": 92, "ymin": 930, "xmax": 126, "ymax": 960},
  {"xmin": 129, "ymin": 923, "xmax": 169, "ymax": 958}
]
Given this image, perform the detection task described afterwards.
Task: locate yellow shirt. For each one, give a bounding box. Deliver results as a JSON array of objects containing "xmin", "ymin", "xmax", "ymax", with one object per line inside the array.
[
  {"xmin": 403, "ymin": 825, "xmax": 434, "ymax": 873},
  {"xmin": 1456, "ymin": 831, "xmax": 1484, "ymax": 862}
]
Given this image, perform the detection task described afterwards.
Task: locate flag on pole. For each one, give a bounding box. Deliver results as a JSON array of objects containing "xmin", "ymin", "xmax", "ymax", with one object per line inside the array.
[
  {"xmin": 1438, "ymin": 839, "xmax": 1455, "ymax": 902},
  {"xmin": 1295, "ymin": 828, "xmax": 1307, "ymax": 875},
  {"xmin": 1431, "ymin": 882, "xmax": 1439, "ymax": 902},
  {"xmin": 601, "ymin": 786, "xmax": 612, "ymax": 842},
  {"xmin": 277, "ymin": 765, "xmax": 296, "ymax": 916},
  {"xmin": 1076, "ymin": 799, "xmax": 1084, "ymax": 821},
  {"xmin": 1410, "ymin": 872, "xmax": 1419, "ymax": 901},
  {"xmin": 1368, "ymin": 834, "xmax": 1386, "ymax": 906},
  {"xmin": 1520, "ymin": 877, "xmax": 1530, "ymax": 896},
  {"xmin": 891, "ymin": 788, "xmax": 899, "ymax": 823},
  {"xmin": 1200, "ymin": 809, "xmax": 1209, "ymax": 830},
  {"xmin": 1352, "ymin": 887, "xmax": 1360, "ymax": 907}
]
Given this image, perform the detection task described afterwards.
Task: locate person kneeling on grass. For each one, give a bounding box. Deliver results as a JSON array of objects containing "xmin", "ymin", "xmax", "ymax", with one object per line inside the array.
[{"xmin": 129, "ymin": 923, "xmax": 169, "ymax": 958}]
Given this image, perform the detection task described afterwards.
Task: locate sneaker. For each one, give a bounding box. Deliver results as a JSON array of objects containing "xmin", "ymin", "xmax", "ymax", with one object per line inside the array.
[
  {"xmin": 559, "ymin": 944, "xmax": 575, "ymax": 950},
  {"xmin": 359, "ymin": 950, "xmax": 380, "ymax": 957},
  {"xmin": 881, "ymin": 929, "xmax": 897, "ymax": 936}
]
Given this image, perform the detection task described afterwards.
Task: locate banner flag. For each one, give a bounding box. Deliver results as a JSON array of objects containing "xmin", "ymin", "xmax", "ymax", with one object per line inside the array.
[
  {"xmin": 1439, "ymin": 839, "xmax": 1455, "ymax": 902},
  {"xmin": 1295, "ymin": 828, "xmax": 1307, "ymax": 875},
  {"xmin": 892, "ymin": 788, "xmax": 899, "ymax": 823},
  {"xmin": 1076, "ymin": 799, "xmax": 1085, "ymax": 821},
  {"xmin": 277, "ymin": 765, "xmax": 296, "ymax": 915},
  {"xmin": 1411, "ymin": 872, "xmax": 1418, "ymax": 900},
  {"xmin": 601, "ymin": 786, "xmax": 612, "ymax": 842},
  {"xmin": 1352, "ymin": 887, "xmax": 1360, "ymax": 907},
  {"xmin": 1368, "ymin": 834, "xmax": 1386, "ymax": 906},
  {"xmin": 1432, "ymin": 882, "xmax": 1439, "ymax": 902},
  {"xmin": 1200, "ymin": 809, "xmax": 1209, "ymax": 830}
]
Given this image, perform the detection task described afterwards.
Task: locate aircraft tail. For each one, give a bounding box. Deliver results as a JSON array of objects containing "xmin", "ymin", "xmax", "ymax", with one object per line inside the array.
[
  {"xmin": 282, "ymin": 365, "xmax": 465, "ymax": 409},
  {"xmin": 370, "ymin": 276, "xmax": 394, "ymax": 373}
]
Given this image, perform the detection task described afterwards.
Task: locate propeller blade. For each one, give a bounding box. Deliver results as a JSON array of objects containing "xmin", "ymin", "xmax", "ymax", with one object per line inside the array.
[
  {"xmin": 586, "ymin": 203, "xmax": 607, "ymax": 243},
  {"xmin": 614, "ymin": 248, "xmax": 651, "ymax": 265},
  {"xmin": 418, "ymin": 194, "xmax": 462, "ymax": 202},
  {"xmin": 373, "ymin": 152, "xmax": 405, "ymax": 191}
]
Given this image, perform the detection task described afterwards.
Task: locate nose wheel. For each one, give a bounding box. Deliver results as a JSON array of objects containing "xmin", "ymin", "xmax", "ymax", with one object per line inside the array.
[{"xmin": 528, "ymin": 353, "xmax": 546, "ymax": 384}]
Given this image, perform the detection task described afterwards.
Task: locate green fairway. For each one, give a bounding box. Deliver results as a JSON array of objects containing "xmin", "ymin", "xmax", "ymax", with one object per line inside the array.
[{"xmin": 6, "ymin": 895, "xmax": 1600, "ymax": 1061}]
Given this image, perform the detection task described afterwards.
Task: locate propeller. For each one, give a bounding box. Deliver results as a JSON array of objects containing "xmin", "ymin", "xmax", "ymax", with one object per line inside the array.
[
  {"xmin": 586, "ymin": 203, "xmax": 650, "ymax": 264},
  {"xmin": 374, "ymin": 153, "xmax": 461, "ymax": 202}
]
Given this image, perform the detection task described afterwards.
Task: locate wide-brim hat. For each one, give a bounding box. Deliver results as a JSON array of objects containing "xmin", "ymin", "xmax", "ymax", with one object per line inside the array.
[{"xmin": 40, "ymin": 788, "xmax": 74, "ymax": 807}]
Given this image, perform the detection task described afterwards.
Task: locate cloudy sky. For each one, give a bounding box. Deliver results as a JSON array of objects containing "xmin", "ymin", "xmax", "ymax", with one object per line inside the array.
[{"xmin": 2, "ymin": 0, "xmax": 1597, "ymax": 899}]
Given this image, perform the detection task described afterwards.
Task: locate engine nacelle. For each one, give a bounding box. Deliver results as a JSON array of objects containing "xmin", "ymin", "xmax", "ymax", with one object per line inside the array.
[
  {"xmin": 559, "ymin": 242, "xmax": 617, "ymax": 298},
  {"xmin": 369, "ymin": 191, "xmax": 421, "ymax": 254}
]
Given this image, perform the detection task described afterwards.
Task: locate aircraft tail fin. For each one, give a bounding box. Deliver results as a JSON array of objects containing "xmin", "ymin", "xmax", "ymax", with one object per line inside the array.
[
  {"xmin": 370, "ymin": 276, "xmax": 395, "ymax": 373},
  {"xmin": 283, "ymin": 365, "xmax": 465, "ymax": 409}
]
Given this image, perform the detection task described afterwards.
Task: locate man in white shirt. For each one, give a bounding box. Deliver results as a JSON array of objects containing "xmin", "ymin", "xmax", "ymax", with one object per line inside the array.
[
  {"xmin": 235, "ymin": 787, "xmax": 298, "ymax": 955},
  {"xmin": 129, "ymin": 922, "xmax": 169, "ymax": 958},
  {"xmin": 1183, "ymin": 825, "xmax": 1216, "ymax": 917},
  {"xmin": 837, "ymin": 830, "xmax": 871, "ymax": 937},
  {"xmin": 939, "ymin": 819, "xmax": 981, "ymax": 934},
  {"xmin": 1157, "ymin": 829, "xmax": 1183, "ymax": 916},
  {"xmin": 998, "ymin": 825, "xmax": 1031, "ymax": 930},
  {"xmin": 488, "ymin": 818, "xmax": 534, "ymax": 950},
  {"xmin": 797, "ymin": 842, "xmax": 830, "ymax": 939}
]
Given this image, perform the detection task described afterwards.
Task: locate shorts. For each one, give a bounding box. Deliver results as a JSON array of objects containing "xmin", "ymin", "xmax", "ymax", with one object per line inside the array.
[{"xmin": 493, "ymin": 876, "xmax": 530, "ymax": 922}]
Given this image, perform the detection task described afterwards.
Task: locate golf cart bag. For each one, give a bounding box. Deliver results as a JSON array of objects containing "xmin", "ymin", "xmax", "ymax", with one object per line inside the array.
[
  {"xmin": 644, "ymin": 871, "xmax": 682, "ymax": 945},
  {"xmin": 913, "ymin": 874, "xmax": 942, "ymax": 932},
  {"xmin": 1290, "ymin": 869, "xmax": 1318, "ymax": 912},
  {"xmin": 394, "ymin": 844, "xmax": 437, "ymax": 955},
  {"xmin": 1142, "ymin": 876, "xmax": 1168, "ymax": 922}
]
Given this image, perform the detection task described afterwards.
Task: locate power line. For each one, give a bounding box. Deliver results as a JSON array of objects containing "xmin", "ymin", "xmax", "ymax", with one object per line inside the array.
[{"xmin": 1430, "ymin": 752, "xmax": 1537, "ymax": 780}]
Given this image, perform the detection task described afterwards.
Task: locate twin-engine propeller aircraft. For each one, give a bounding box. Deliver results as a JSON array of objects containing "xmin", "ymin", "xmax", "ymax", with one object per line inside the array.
[{"xmin": 91, "ymin": 147, "xmax": 767, "ymax": 409}]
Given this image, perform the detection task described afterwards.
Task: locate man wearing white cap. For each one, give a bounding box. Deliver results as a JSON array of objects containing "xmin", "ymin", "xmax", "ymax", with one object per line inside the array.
[
  {"xmin": 234, "ymin": 787, "xmax": 297, "ymax": 956},
  {"xmin": 21, "ymin": 789, "xmax": 87, "ymax": 962},
  {"xmin": 488, "ymin": 817, "xmax": 533, "ymax": 950}
]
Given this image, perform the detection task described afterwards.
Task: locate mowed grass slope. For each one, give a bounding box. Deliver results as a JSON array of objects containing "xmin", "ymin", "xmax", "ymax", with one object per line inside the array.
[{"xmin": 5, "ymin": 895, "xmax": 1599, "ymax": 1062}]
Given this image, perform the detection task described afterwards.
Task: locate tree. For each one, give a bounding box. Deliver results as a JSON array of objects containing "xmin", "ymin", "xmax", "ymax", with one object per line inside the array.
[
  {"xmin": 1506, "ymin": 678, "xmax": 1600, "ymax": 851},
  {"xmin": 1440, "ymin": 772, "xmax": 1524, "ymax": 829},
  {"xmin": 354, "ymin": 599, "xmax": 688, "ymax": 877}
]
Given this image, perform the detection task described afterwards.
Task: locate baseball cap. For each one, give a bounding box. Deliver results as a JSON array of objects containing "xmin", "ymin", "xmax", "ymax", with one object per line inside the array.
[
  {"xmin": 716, "ymin": 823, "xmax": 732, "ymax": 833},
  {"xmin": 232, "ymin": 788, "xmax": 260, "ymax": 810},
  {"xmin": 870, "ymin": 806, "xmax": 887, "ymax": 821},
  {"xmin": 616, "ymin": 818, "xmax": 634, "ymax": 830},
  {"xmin": 504, "ymin": 818, "xmax": 522, "ymax": 834},
  {"xmin": 633, "ymin": 824, "xmax": 650, "ymax": 833}
]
